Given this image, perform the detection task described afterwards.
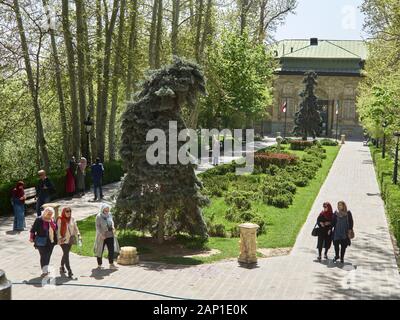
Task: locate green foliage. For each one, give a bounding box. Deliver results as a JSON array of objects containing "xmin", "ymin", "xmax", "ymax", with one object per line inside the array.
[
  {"xmin": 370, "ymin": 146, "xmax": 400, "ymax": 247},
  {"xmin": 290, "ymin": 140, "xmax": 315, "ymax": 150},
  {"xmin": 319, "ymin": 138, "xmax": 339, "ymax": 146},
  {"xmin": 254, "ymin": 152, "xmax": 298, "ymax": 171},
  {"xmin": 199, "ymin": 30, "xmax": 275, "ymax": 128},
  {"xmin": 293, "ymin": 71, "xmax": 323, "ymax": 139}
]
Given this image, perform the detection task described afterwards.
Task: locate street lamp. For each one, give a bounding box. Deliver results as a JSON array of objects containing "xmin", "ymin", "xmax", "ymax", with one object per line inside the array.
[
  {"xmin": 382, "ymin": 120, "xmax": 388, "ymax": 159},
  {"xmin": 84, "ymin": 115, "xmax": 93, "ymax": 163},
  {"xmin": 393, "ymin": 132, "xmax": 400, "ymax": 185}
]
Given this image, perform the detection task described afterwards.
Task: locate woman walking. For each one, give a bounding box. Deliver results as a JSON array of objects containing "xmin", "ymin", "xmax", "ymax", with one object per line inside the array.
[
  {"xmin": 76, "ymin": 157, "xmax": 87, "ymax": 197},
  {"xmin": 316, "ymin": 202, "xmax": 333, "ymax": 261},
  {"xmin": 57, "ymin": 207, "xmax": 81, "ymax": 278},
  {"xmin": 94, "ymin": 204, "xmax": 119, "ymax": 269},
  {"xmin": 332, "ymin": 201, "xmax": 354, "ymax": 264},
  {"xmin": 11, "ymin": 181, "xmax": 26, "ymax": 231},
  {"xmin": 29, "ymin": 207, "xmax": 57, "ymax": 277}
]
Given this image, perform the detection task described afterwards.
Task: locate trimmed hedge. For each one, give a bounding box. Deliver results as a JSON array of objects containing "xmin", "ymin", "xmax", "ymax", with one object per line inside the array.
[
  {"xmin": 320, "ymin": 138, "xmax": 339, "ymax": 146},
  {"xmin": 370, "ymin": 146, "xmax": 400, "ymax": 246},
  {"xmin": 290, "ymin": 140, "xmax": 315, "ymax": 150},
  {"xmin": 254, "ymin": 152, "xmax": 298, "ymax": 170},
  {"xmin": 0, "ymin": 160, "xmax": 124, "ymax": 216}
]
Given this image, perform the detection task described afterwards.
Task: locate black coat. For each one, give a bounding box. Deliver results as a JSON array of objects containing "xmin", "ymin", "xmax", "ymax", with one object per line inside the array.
[{"xmin": 316, "ymin": 214, "xmax": 332, "ymax": 249}]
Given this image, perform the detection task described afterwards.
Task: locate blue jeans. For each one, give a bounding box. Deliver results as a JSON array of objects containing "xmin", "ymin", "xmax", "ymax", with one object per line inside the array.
[
  {"xmin": 93, "ymin": 183, "xmax": 103, "ymax": 200},
  {"xmin": 13, "ymin": 200, "xmax": 26, "ymax": 230},
  {"xmin": 36, "ymin": 196, "xmax": 50, "ymax": 217}
]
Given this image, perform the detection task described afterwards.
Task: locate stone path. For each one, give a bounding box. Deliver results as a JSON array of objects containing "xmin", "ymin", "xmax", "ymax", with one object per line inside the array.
[{"xmin": 1, "ymin": 141, "xmax": 400, "ymax": 299}]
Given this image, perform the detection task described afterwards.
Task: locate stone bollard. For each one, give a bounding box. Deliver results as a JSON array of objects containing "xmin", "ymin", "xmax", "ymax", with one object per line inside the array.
[
  {"xmin": 117, "ymin": 246, "xmax": 139, "ymax": 265},
  {"xmin": 0, "ymin": 270, "xmax": 12, "ymax": 300},
  {"xmin": 42, "ymin": 203, "xmax": 61, "ymax": 220},
  {"xmin": 341, "ymin": 134, "xmax": 346, "ymax": 144},
  {"xmin": 238, "ymin": 223, "xmax": 259, "ymax": 266},
  {"xmin": 276, "ymin": 135, "xmax": 283, "ymax": 153}
]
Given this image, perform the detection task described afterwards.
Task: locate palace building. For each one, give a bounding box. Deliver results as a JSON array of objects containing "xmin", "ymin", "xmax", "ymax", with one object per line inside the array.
[{"xmin": 263, "ymin": 38, "xmax": 368, "ymax": 139}]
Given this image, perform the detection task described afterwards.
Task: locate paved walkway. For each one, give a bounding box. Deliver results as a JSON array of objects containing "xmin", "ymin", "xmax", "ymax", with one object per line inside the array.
[{"xmin": 1, "ymin": 141, "xmax": 400, "ymax": 299}]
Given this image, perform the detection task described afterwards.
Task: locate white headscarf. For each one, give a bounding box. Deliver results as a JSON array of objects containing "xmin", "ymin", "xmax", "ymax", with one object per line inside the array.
[{"xmin": 99, "ymin": 203, "xmax": 113, "ymax": 227}]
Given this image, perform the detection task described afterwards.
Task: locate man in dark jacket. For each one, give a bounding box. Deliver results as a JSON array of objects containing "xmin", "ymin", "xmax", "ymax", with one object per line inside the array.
[
  {"xmin": 35, "ymin": 170, "xmax": 55, "ymax": 216},
  {"xmin": 91, "ymin": 158, "xmax": 104, "ymax": 201}
]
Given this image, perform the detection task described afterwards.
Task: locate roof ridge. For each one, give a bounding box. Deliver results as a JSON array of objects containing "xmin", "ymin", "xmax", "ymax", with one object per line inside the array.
[{"xmin": 325, "ymin": 40, "xmax": 361, "ymax": 58}]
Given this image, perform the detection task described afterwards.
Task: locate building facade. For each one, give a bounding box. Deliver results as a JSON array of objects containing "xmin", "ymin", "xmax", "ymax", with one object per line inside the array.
[{"xmin": 264, "ymin": 38, "xmax": 368, "ymax": 139}]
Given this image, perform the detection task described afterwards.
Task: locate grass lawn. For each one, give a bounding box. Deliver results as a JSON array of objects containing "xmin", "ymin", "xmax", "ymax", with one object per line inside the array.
[{"xmin": 72, "ymin": 145, "xmax": 340, "ymax": 265}]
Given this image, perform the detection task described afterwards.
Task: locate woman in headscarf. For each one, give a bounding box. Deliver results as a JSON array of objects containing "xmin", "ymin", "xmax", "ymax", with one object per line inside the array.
[
  {"xmin": 76, "ymin": 157, "xmax": 87, "ymax": 197},
  {"xmin": 316, "ymin": 202, "xmax": 333, "ymax": 261},
  {"xmin": 332, "ymin": 201, "xmax": 354, "ymax": 264},
  {"xmin": 29, "ymin": 207, "xmax": 57, "ymax": 277},
  {"xmin": 11, "ymin": 181, "xmax": 26, "ymax": 231},
  {"xmin": 94, "ymin": 204, "xmax": 120, "ymax": 269},
  {"xmin": 57, "ymin": 207, "xmax": 81, "ymax": 278},
  {"xmin": 65, "ymin": 160, "xmax": 76, "ymax": 197}
]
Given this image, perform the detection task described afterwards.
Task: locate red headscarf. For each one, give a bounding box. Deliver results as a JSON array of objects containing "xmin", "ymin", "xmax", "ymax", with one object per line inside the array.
[
  {"xmin": 58, "ymin": 208, "xmax": 72, "ymax": 237},
  {"xmin": 320, "ymin": 202, "xmax": 333, "ymax": 221}
]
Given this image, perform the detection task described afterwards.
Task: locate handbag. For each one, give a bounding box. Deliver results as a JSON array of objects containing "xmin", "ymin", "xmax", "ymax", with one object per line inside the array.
[
  {"xmin": 67, "ymin": 224, "xmax": 77, "ymax": 245},
  {"xmin": 311, "ymin": 222, "xmax": 320, "ymax": 237},
  {"xmin": 35, "ymin": 236, "xmax": 48, "ymax": 247}
]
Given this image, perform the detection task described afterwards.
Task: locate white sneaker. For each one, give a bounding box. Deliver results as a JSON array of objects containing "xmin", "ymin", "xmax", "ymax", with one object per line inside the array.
[
  {"xmin": 109, "ymin": 264, "xmax": 118, "ymax": 270},
  {"xmin": 97, "ymin": 265, "xmax": 103, "ymax": 269}
]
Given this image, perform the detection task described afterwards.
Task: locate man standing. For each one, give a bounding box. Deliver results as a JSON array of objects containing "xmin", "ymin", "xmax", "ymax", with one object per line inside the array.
[
  {"xmin": 91, "ymin": 157, "xmax": 104, "ymax": 201},
  {"xmin": 35, "ymin": 170, "xmax": 55, "ymax": 216}
]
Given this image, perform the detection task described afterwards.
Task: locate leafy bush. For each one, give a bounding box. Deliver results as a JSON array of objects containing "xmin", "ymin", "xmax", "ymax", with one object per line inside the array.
[
  {"xmin": 320, "ymin": 138, "xmax": 338, "ymax": 146},
  {"xmin": 202, "ymin": 175, "xmax": 230, "ymax": 197},
  {"xmin": 290, "ymin": 140, "xmax": 314, "ymax": 150}
]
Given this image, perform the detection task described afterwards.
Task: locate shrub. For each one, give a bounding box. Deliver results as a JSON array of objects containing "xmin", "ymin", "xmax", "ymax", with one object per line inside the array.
[
  {"xmin": 290, "ymin": 140, "xmax": 314, "ymax": 150},
  {"xmin": 254, "ymin": 152, "xmax": 298, "ymax": 170},
  {"xmin": 320, "ymin": 138, "xmax": 338, "ymax": 146},
  {"xmin": 201, "ymin": 175, "xmax": 230, "ymax": 197},
  {"xmin": 224, "ymin": 191, "xmax": 254, "ymax": 210}
]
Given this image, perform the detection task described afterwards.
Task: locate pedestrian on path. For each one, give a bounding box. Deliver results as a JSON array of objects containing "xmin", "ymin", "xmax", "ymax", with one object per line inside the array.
[
  {"xmin": 29, "ymin": 207, "xmax": 58, "ymax": 277},
  {"xmin": 94, "ymin": 204, "xmax": 120, "ymax": 270},
  {"xmin": 65, "ymin": 160, "xmax": 76, "ymax": 197},
  {"xmin": 212, "ymin": 135, "xmax": 220, "ymax": 166},
  {"xmin": 57, "ymin": 207, "xmax": 81, "ymax": 278},
  {"xmin": 76, "ymin": 157, "xmax": 87, "ymax": 197},
  {"xmin": 91, "ymin": 157, "xmax": 104, "ymax": 201},
  {"xmin": 11, "ymin": 181, "xmax": 26, "ymax": 231},
  {"xmin": 35, "ymin": 170, "xmax": 55, "ymax": 217},
  {"xmin": 332, "ymin": 201, "xmax": 354, "ymax": 264},
  {"xmin": 316, "ymin": 202, "xmax": 333, "ymax": 261}
]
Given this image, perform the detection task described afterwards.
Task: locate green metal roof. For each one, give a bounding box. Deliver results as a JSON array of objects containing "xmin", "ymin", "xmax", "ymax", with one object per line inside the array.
[
  {"xmin": 271, "ymin": 39, "xmax": 368, "ymax": 75},
  {"xmin": 272, "ymin": 39, "xmax": 368, "ymax": 60}
]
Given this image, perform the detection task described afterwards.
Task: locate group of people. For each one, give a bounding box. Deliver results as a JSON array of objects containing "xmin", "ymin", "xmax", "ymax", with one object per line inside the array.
[
  {"xmin": 11, "ymin": 157, "xmax": 105, "ymax": 232},
  {"xmin": 29, "ymin": 204, "xmax": 119, "ymax": 278},
  {"xmin": 66, "ymin": 156, "xmax": 105, "ymax": 201},
  {"xmin": 314, "ymin": 201, "xmax": 354, "ymax": 264}
]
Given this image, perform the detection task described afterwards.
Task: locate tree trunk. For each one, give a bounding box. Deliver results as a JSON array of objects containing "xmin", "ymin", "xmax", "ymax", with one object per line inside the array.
[
  {"xmin": 157, "ymin": 208, "xmax": 165, "ymax": 244},
  {"xmin": 98, "ymin": 0, "xmax": 120, "ymax": 161},
  {"xmin": 62, "ymin": 0, "xmax": 81, "ymax": 159},
  {"xmin": 258, "ymin": 0, "xmax": 266, "ymax": 43},
  {"xmin": 13, "ymin": 0, "xmax": 50, "ymax": 172},
  {"xmin": 95, "ymin": 0, "xmax": 103, "ymax": 160},
  {"xmin": 149, "ymin": 0, "xmax": 158, "ymax": 69},
  {"xmin": 171, "ymin": 0, "xmax": 180, "ymax": 56},
  {"xmin": 42, "ymin": 0, "xmax": 69, "ymax": 163},
  {"xmin": 154, "ymin": 0, "xmax": 163, "ymax": 69},
  {"xmin": 109, "ymin": 0, "xmax": 126, "ymax": 161},
  {"xmin": 194, "ymin": 0, "xmax": 204, "ymax": 62},
  {"xmin": 82, "ymin": 3, "xmax": 97, "ymax": 160},
  {"xmin": 126, "ymin": 0, "xmax": 138, "ymax": 100},
  {"xmin": 199, "ymin": 0, "xmax": 212, "ymax": 61},
  {"xmin": 76, "ymin": 0, "xmax": 88, "ymax": 159}
]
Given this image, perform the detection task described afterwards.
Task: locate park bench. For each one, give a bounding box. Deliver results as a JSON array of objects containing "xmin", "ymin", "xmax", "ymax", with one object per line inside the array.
[{"xmin": 24, "ymin": 187, "xmax": 37, "ymax": 206}]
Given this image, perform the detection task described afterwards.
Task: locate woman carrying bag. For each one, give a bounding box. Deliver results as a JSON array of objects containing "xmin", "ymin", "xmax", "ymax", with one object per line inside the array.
[
  {"xmin": 332, "ymin": 201, "xmax": 354, "ymax": 264},
  {"xmin": 29, "ymin": 207, "xmax": 57, "ymax": 277},
  {"xmin": 315, "ymin": 202, "xmax": 333, "ymax": 261},
  {"xmin": 94, "ymin": 204, "xmax": 120, "ymax": 269},
  {"xmin": 57, "ymin": 207, "xmax": 81, "ymax": 278}
]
